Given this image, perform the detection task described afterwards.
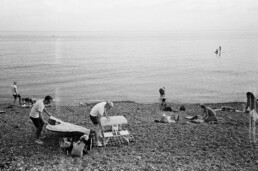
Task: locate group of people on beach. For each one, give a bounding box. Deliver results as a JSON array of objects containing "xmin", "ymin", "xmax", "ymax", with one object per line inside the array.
[
  {"xmin": 158, "ymin": 87, "xmax": 258, "ymax": 143},
  {"xmin": 30, "ymin": 97, "xmax": 113, "ymax": 145},
  {"xmin": 10, "ymin": 81, "xmax": 258, "ymax": 145},
  {"xmin": 11, "ymin": 81, "xmax": 114, "ymax": 146},
  {"xmin": 158, "ymin": 87, "xmax": 218, "ymax": 124}
]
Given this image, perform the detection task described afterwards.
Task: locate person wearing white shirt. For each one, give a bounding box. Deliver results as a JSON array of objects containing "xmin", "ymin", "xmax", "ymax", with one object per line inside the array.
[
  {"xmin": 29, "ymin": 95, "xmax": 53, "ymax": 145},
  {"xmin": 90, "ymin": 101, "xmax": 113, "ymax": 147},
  {"xmin": 11, "ymin": 81, "xmax": 21, "ymax": 105}
]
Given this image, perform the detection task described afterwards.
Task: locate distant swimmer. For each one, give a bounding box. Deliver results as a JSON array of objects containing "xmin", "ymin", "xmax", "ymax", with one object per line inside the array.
[
  {"xmin": 215, "ymin": 49, "xmax": 218, "ymax": 54},
  {"xmin": 219, "ymin": 46, "xmax": 222, "ymax": 56}
]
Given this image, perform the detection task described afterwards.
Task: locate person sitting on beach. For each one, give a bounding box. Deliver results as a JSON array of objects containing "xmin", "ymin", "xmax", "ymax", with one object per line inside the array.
[
  {"xmin": 29, "ymin": 95, "xmax": 53, "ymax": 145},
  {"xmin": 21, "ymin": 97, "xmax": 36, "ymax": 108},
  {"xmin": 89, "ymin": 101, "xmax": 113, "ymax": 147},
  {"xmin": 179, "ymin": 105, "xmax": 185, "ymax": 111},
  {"xmin": 220, "ymin": 106, "xmax": 235, "ymax": 112},
  {"xmin": 200, "ymin": 104, "xmax": 218, "ymax": 123},
  {"xmin": 246, "ymin": 92, "xmax": 258, "ymax": 143},
  {"xmin": 11, "ymin": 81, "xmax": 21, "ymax": 105},
  {"xmin": 213, "ymin": 106, "xmax": 236, "ymax": 112},
  {"xmin": 155, "ymin": 113, "xmax": 176, "ymax": 123},
  {"xmin": 160, "ymin": 98, "xmax": 173, "ymax": 112}
]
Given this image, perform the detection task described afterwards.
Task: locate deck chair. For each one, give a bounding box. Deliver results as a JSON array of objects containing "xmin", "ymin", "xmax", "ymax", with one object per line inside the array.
[{"xmin": 100, "ymin": 116, "xmax": 130, "ymax": 146}]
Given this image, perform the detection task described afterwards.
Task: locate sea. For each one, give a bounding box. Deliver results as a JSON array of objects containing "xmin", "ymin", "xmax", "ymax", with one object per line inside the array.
[{"xmin": 1, "ymin": 30, "xmax": 258, "ymax": 105}]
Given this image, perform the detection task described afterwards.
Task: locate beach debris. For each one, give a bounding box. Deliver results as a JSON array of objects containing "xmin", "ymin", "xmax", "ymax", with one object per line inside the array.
[
  {"xmin": 59, "ymin": 138, "xmax": 72, "ymax": 149},
  {"xmin": 79, "ymin": 102, "xmax": 84, "ymax": 106}
]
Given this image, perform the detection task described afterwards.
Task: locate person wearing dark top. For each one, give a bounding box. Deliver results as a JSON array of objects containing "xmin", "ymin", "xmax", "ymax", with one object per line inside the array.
[
  {"xmin": 246, "ymin": 92, "xmax": 258, "ymax": 143},
  {"xmin": 159, "ymin": 87, "xmax": 165, "ymax": 99},
  {"xmin": 160, "ymin": 98, "xmax": 172, "ymax": 112}
]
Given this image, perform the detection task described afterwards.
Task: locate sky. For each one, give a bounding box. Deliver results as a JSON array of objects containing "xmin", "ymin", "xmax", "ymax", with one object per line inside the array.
[{"xmin": 0, "ymin": 0, "xmax": 258, "ymax": 31}]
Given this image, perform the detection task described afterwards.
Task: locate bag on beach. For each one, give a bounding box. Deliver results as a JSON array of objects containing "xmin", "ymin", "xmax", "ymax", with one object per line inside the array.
[{"xmin": 71, "ymin": 141, "xmax": 85, "ymax": 157}]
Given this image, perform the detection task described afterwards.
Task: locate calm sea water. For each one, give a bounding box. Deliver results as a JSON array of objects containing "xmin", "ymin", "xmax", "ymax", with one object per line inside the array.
[{"xmin": 1, "ymin": 31, "xmax": 258, "ymax": 105}]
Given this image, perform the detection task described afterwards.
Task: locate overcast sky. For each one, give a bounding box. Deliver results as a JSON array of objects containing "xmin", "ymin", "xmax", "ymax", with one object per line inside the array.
[{"xmin": 0, "ymin": 0, "xmax": 258, "ymax": 31}]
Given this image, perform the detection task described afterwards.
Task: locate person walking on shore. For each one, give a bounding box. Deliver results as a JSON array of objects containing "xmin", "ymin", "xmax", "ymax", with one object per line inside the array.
[
  {"xmin": 29, "ymin": 95, "xmax": 53, "ymax": 145},
  {"xmin": 89, "ymin": 101, "xmax": 113, "ymax": 147},
  {"xmin": 11, "ymin": 81, "xmax": 21, "ymax": 105}
]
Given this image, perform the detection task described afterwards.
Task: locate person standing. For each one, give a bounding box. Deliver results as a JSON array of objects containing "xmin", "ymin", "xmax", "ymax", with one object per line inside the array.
[
  {"xmin": 245, "ymin": 92, "xmax": 256, "ymax": 112},
  {"xmin": 246, "ymin": 92, "xmax": 258, "ymax": 143},
  {"xmin": 29, "ymin": 95, "xmax": 53, "ymax": 145},
  {"xmin": 11, "ymin": 81, "xmax": 21, "ymax": 105},
  {"xmin": 159, "ymin": 87, "xmax": 165, "ymax": 99},
  {"xmin": 89, "ymin": 101, "xmax": 113, "ymax": 147}
]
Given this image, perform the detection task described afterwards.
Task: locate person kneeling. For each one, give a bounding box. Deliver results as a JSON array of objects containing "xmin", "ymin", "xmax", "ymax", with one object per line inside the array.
[{"xmin": 200, "ymin": 104, "xmax": 218, "ymax": 123}]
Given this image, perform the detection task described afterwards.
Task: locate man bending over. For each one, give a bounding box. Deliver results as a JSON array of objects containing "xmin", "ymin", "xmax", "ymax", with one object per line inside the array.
[
  {"xmin": 89, "ymin": 101, "xmax": 113, "ymax": 147},
  {"xmin": 29, "ymin": 95, "xmax": 53, "ymax": 145}
]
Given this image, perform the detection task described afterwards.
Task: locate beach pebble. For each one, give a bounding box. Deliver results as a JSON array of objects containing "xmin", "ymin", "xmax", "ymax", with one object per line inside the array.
[
  {"xmin": 136, "ymin": 156, "xmax": 142, "ymax": 160},
  {"xmin": 17, "ymin": 167, "xmax": 24, "ymax": 171}
]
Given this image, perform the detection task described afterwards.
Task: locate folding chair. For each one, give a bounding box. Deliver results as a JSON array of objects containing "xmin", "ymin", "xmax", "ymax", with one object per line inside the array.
[{"xmin": 101, "ymin": 116, "xmax": 130, "ymax": 146}]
